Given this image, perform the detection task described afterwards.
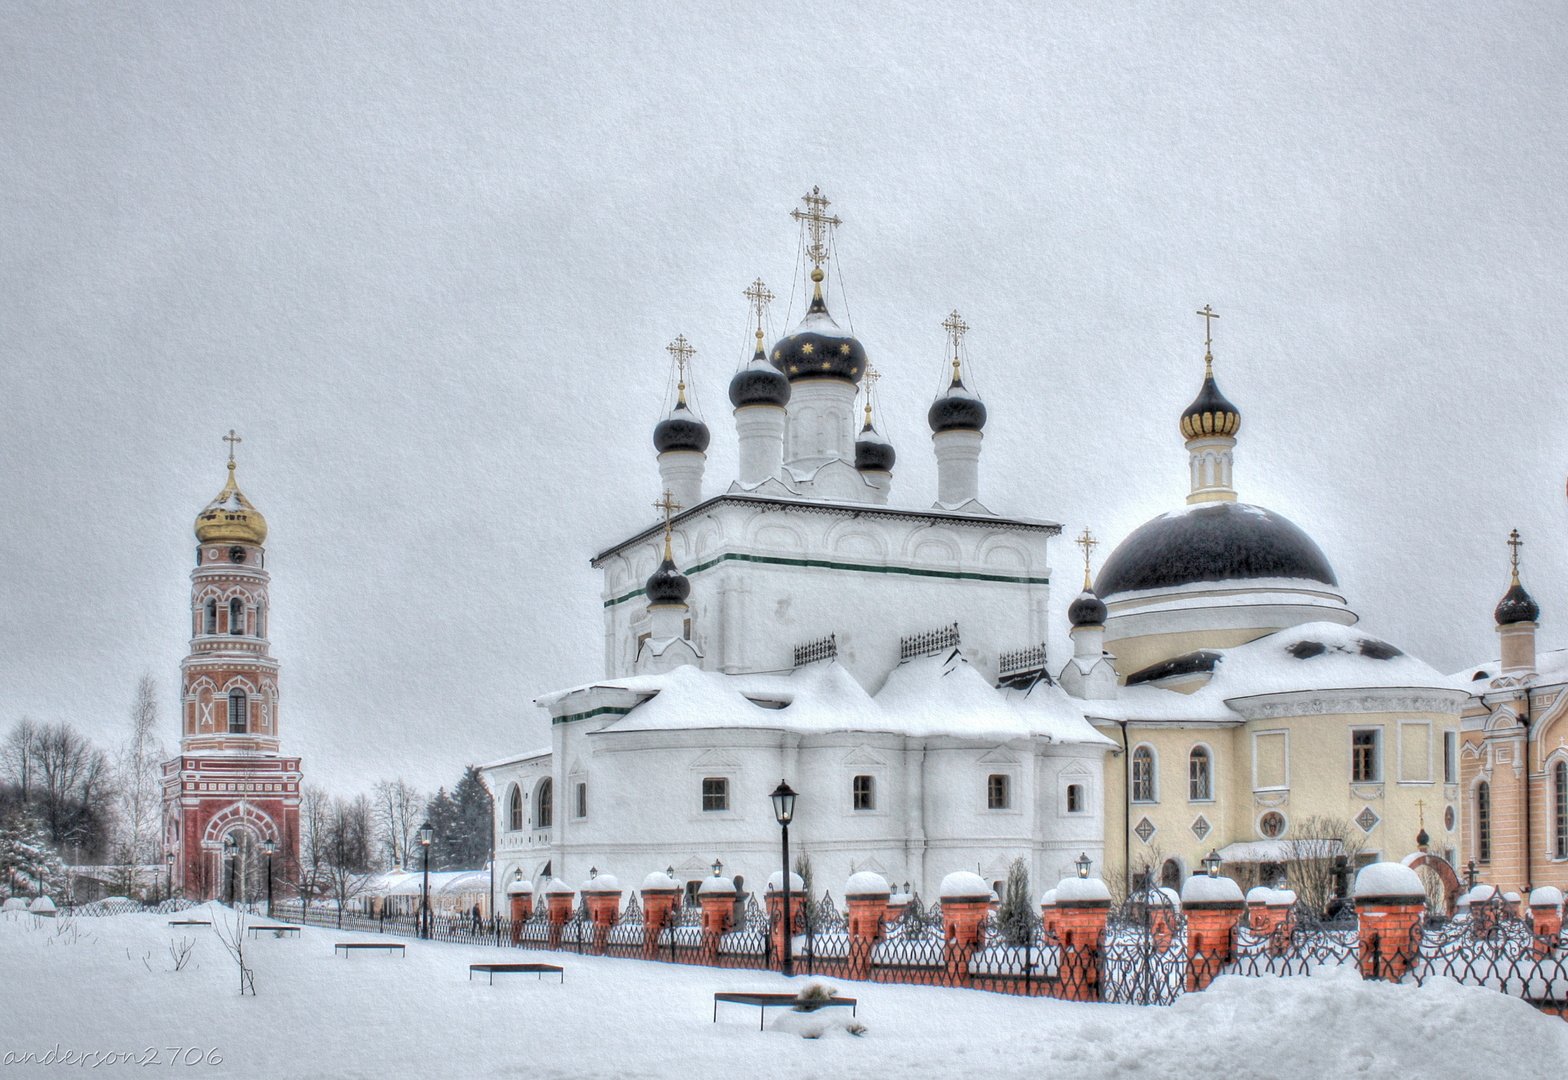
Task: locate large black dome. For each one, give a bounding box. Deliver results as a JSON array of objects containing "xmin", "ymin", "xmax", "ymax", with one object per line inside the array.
[
  {"xmin": 1095, "ymin": 502, "xmax": 1338, "ymax": 598},
  {"xmin": 928, "ymin": 377, "xmax": 987, "ymax": 433},
  {"xmin": 770, "ymin": 291, "xmax": 866, "ymax": 384},
  {"xmin": 1495, "ymin": 581, "xmax": 1540, "ymax": 625},
  {"xmin": 653, "ymin": 402, "xmax": 710, "ymax": 454},
  {"xmin": 855, "ymin": 423, "xmax": 896, "ymax": 473},
  {"xmin": 729, "ymin": 354, "xmax": 791, "ymax": 408}
]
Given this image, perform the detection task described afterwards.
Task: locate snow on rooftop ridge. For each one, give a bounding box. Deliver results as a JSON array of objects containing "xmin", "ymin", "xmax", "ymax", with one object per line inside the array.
[{"xmin": 1354, "ymin": 862, "xmax": 1424, "ymax": 899}]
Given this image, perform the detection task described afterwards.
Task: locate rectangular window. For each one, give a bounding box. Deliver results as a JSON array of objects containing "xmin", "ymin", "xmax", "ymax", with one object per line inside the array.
[
  {"xmin": 852, "ymin": 774, "xmax": 874, "ymax": 810},
  {"xmin": 987, "ymin": 773, "xmax": 1010, "ymax": 810},
  {"xmin": 1253, "ymin": 731, "xmax": 1287, "ymax": 790},
  {"xmin": 574, "ymin": 782, "xmax": 587, "ymax": 819},
  {"xmin": 1443, "ymin": 731, "xmax": 1457, "ymax": 784},
  {"xmin": 701, "ymin": 777, "xmax": 729, "ymax": 812},
  {"xmin": 1066, "ymin": 783, "xmax": 1083, "ymax": 813},
  {"xmin": 1352, "ymin": 729, "xmax": 1381, "ymax": 783}
]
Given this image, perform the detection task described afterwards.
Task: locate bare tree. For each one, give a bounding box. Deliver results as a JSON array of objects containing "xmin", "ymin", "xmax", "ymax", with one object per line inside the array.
[
  {"xmin": 1281, "ymin": 815, "xmax": 1366, "ymax": 915},
  {"xmin": 0, "ymin": 718, "xmax": 42, "ymax": 802},
  {"xmin": 31, "ymin": 721, "xmax": 115, "ymax": 861},
  {"xmin": 112, "ymin": 676, "xmax": 166, "ymax": 895},
  {"xmin": 324, "ymin": 794, "xmax": 374, "ymax": 927},
  {"xmin": 212, "ymin": 907, "xmax": 255, "ymax": 995},
  {"xmin": 286, "ymin": 785, "xmax": 332, "ymax": 906},
  {"xmin": 371, "ymin": 778, "xmax": 423, "ymax": 869}
]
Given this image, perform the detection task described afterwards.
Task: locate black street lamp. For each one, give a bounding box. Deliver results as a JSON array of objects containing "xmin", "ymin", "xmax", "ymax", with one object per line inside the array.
[
  {"xmin": 1202, "ymin": 850, "xmax": 1223, "ymax": 878},
  {"xmin": 1076, "ymin": 852, "xmax": 1092, "ymax": 879},
  {"xmin": 418, "ymin": 820, "xmax": 434, "ymax": 940},
  {"xmin": 224, "ymin": 834, "xmax": 238, "ymax": 905},
  {"xmin": 263, "ymin": 839, "xmax": 277, "ymax": 918},
  {"xmin": 165, "ymin": 851, "xmax": 175, "ymax": 903},
  {"xmin": 769, "ymin": 779, "xmax": 798, "ymax": 977}
]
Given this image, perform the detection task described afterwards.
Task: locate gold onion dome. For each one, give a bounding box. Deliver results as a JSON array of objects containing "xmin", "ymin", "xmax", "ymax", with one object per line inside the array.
[
  {"xmin": 194, "ymin": 460, "xmax": 268, "ymax": 545},
  {"xmin": 1179, "ymin": 360, "xmax": 1241, "ymax": 440}
]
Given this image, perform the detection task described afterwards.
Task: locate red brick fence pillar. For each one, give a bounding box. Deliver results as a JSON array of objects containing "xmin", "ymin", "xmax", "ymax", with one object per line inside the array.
[
  {"xmin": 544, "ymin": 878, "xmax": 575, "ymax": 950},
  {"xmin": 506, "ymin": 876, "xmax": 533, "ymax": 946},
  {"xmin": 583, "ymin": 873, "xmax": 622, "ymax": 955},
  {"xmin": 1180, "ymin": 873, "xmax": 1243, "ymax": 992},
  {"xmin": 1354, "ymin": 862, "xmax": 1426, "ymax": 982},
  {"xmin": 1052, "ymin": 875, "xmax": 1111, "ymax": 1002},
  {"xmin": 765, "ymin": 870, "xmax": 804, "ymax": 970},
  {"xmin": 639, "ymin": 871, "xmax": 681, "ymax": 959},
  {"xmin": 1530, "ymin": 886, "xmax": 1564, "ymax": 959},
  {"xmin": 1039, "ymin": 888, "xmax": 1057, "ymax": 942},
  {"xmin": 697, "ymin": 874, "xmax": 738, "ymax": 965},
  {"xmin": 845, "ymin": 871, "xmax": 890, "ymax": 981},
  {"xmin": 939, "ymin": 871, "xmax": 992, "ymax": 986}
]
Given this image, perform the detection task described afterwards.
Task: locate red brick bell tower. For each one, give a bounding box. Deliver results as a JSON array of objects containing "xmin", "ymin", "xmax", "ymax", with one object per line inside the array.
[{"xmin": 161, "ymin": 432, "xmax": 302, "ymax": 902}]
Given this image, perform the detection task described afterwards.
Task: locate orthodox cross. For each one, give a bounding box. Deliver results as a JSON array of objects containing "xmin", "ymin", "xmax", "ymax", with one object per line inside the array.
[
  {"xmin": 1415, "ymin": 798, "xmax": 1426, "ymax": 829},
  {"xmin": 666, "ymin": 334, "xmax": 695, "ymax": 405},
  {"xmin": 743, "ymin": 278, "xmax": 774, "ymax": 335},
  {"xmin": 942, "ymin": 309, "xmax": 969, "ymax": 381},
  {"xmin": 1196, "ymin": 304, "xmax": 1219, "ymax": 374},
  {"xmin": 653, "ymin": 490, "xmax": 682, "ymax": 560},
  {"xmin": 862, "ymin": 364, "xmax": 880, "ymax": 425},
  {"xmin": 1075, "ymin": 527, "xmax": 1099, "ymax": 590},
  {"xmin": 790, "ymin": 186, "xmax": 842, "ymax": 271},
  {"xmin": 1508, "ymin": 528, "xmax": 1523, "ymax": 582},
  {"xmin": 223, "ymin": 429, "xmax": 242, "ymax": 464}
]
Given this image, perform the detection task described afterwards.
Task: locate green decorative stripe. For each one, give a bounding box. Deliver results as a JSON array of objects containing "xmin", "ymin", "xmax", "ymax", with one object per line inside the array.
[
  {"xmin": 552, "ymin": 706, "xmax": 633, "ymax": 726},
  {"xmin": 604, "ymin": 552, "xmax": 1049, "ymax": 608}
]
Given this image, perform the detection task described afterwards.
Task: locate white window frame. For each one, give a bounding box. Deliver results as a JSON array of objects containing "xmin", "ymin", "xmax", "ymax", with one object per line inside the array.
[
  {"xmin": 1187, "ymin": 744, "xmax": 1214, "ymax": 803},
  {"xmin": 986, "ymin": 773, "xmax": 1012, "ymax": 811},
  {"xmin": 1061, "ymin": 779, "xmax": 1090, "ymax": 816},
  {"xmin": 700, "ymin": 776, "xmax": 731, "ymax": 814},
  {"xmin": 1131, "ymin": 744, "xmax": 1158, "ymax": 804},
  {"xmin": 851, "ymin": 774, "xmax": 876, "ymax": 812},
  {"xmin": 1350, "ymin": 726, "xmax": 1383, "ymax": 785},
  {"xmin": 1251, "ymin": 729, "xmax": 1290, "ymax": 792}
]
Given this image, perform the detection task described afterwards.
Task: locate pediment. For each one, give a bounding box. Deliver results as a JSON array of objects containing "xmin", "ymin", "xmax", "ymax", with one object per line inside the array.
[
  {"xmin": 976, "ymin": 745, "xmax": 1021, "ymax": 766},
  {"xmin": 689, "ymin": 748, "xmax": 743, "ymax": 770},
  {"xmin": 841, "ymin": 745, "xmax": 890, "ymax": 768}
]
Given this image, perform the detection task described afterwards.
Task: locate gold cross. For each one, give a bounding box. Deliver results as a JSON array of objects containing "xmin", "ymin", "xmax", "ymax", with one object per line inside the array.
[
  {"xmin": 653, "ymin": 490, "xmax": 682, "ymax": 561},
  {"xmin": 666, "ymin": 334, "xmax": 695, "ymax": 405},
  {"xmin": 223, "ymin": 429, "xmax": 242, "ymax": 464},
  {"xmin": 790, "ymin": 187, "xmax": 842, "ymax": 271},
  {"xmin": 1075, "ymin": 527, "xmax": 1099, "ymax": 590},
  {"xmin": 1416, "ymin": 798, "xmax": 1426, "ymax": 828},
  {"xmin": 743, "ymin": 278, "xmax": 774, "ymax": 331},
  {"xmin": 1196, "ymin": 304, "xmax": 1219, "ymax": 374},
  {"xmin": 942, "ymin": 310, "xmax": 969, "ymax": 381},
  {"xmin": 862, "ymin": 365, "xmax": 880, "ymax": 425},
  {"xmin": 1508, "ymin": 528, "xmax": 1524, "ymax": 583}
]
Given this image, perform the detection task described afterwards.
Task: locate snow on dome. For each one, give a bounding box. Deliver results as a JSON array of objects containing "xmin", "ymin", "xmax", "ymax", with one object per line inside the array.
[
  {"xmin": 1530, "ymin": 886, "xmax": 1564, "ymax": 909},
  {"xmin": 641, "ymin": 871, "xmax": 680, "ymax": 892},
  {"xmin": 1181, "ymin": 875, "xmax": 1244, "ymax": 905},
  {"xmin": 583, "ymin": 874, "xmax": 621, "ymax": 892},
  {"xmin": 2, "ymin": 897, "xmax": 28, "ymax": 912},
  {"xmin": 844, "ymin": 871, "xmax": 890, "ymax": 896},
  {"xmin": 698, "ymin": 875, "xmax": 736, "ymax": 895},
  {"xmin": 1354, "ymin": 862, "xmax": 1424, "ymax": 899},
  {"xmin": 28, "ymin": 896, "xmax": 56, "ymax": 913},
  {"xmin": 1039, "ymin": 889, "xmax": 1057, "ymax": 908},
  {"xmin": 765, "ymin": 871, "xmax": 805, "ymax": 892},
  {"xmin": 1054, "ymin": 877, "xmax": 1111, "ymax": 904},
  {"xmin": 544, "ymin": 877, "xmax": 575, "ymax": 895},
  {"xmin": 505, "ymin": 877, "xmax": 534, "ymax": 895},
  {"xmin": 939, "ymin": 871, "xmax": 991, "ymax": 899}
]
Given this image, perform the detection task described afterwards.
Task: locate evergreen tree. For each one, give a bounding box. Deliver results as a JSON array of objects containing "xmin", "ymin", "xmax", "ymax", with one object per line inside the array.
[
  {"xmin": 0, "ymin": 813, "xmax": 66, "ymax": 899},
  {"xmin": 424, "ymin": 788, "xmax": 459, "ymax": 871},
  {"xmin": 997, "ymin": 857, "xmax": 1034, "ymax": 945},
  {"xmin": 450, "ymin": 766, "xmax": 493, "ymax": 869}
]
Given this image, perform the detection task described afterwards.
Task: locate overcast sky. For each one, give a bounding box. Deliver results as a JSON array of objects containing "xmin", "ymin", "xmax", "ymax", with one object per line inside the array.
[{"xmin": 2, "ymin": 2, "xmax": 1565, "ymax": 796}]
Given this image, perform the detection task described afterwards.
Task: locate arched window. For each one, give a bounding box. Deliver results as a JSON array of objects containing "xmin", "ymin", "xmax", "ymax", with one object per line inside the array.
[
  {"xmin": 1476, "ymin": 781, "xmax": 1491, "ymax": 863},
  {"xmin": 508, "ymin": 785, "xmax": 523, "ymax": 832},
  {"xmin": 204, "ymin": 599, "xmax": 217, "ymax": 634},
  {"xmin": 229, "ymin": 598, "xmax": 244, "ymax": 635},
  {"xmin": 535, "ymin": 778, "xmax": 553, "ymax": 830},
  {"xmin": 1160, "ymin": 858, "xmax": 1182, "ymax": 891},
  {"xmin": 1132, "ymin": 746, "xmax": 1156, "ymax": 803},
  {"xmin": 227, "ymin": 689, "xmax": 247, "ymax": 734},
  {"xmin": 1188, "ymin": 746, "xmax": 1212, "ymax": 801},
  {"xmin": 1555, "ymin": 762, "xmax": 1567, "ymax": 860}
]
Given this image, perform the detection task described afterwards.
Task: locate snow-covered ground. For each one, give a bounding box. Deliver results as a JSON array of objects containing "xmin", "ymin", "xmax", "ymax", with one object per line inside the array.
[{"xmin": 2, "ymin": 905, "xmax": 1565, "ymax": 1079}]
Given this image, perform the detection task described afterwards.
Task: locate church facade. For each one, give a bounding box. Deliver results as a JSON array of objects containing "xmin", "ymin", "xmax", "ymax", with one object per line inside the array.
[
  {"xmin": 484, "ymin": 191, "xmax": 1113, "ymax": 902},
  {"xmin": 161, "ymin": 439, "xmax": 302, "ymax": 901}
]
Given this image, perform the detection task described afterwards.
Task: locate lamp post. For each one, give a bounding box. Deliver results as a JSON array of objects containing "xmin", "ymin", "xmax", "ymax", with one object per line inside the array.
[
  {"xmin": 1202, "ymin": 850, "xmax": 1222, "ymax": 878},
  {"xmin": 769, "ymin": 779, "xmax": 798, "ymax": 977},
  {"xmin": 224, "ymin": 834, "xmax": 238, "ymax": 905},
  {"xmin": 165, "ymin": 851, "xmax": 175, "ymax": 903},
  {"xmin": 418, "ymin": 820, "xmax": 433, "ymax": 940},
  {"xmin": 263, "ymin": 839, "xmax": 276, "ymax": 918},
  {"xmin": 1076, "ymin": 852, "xmax": 1092, "ymax": 879}
]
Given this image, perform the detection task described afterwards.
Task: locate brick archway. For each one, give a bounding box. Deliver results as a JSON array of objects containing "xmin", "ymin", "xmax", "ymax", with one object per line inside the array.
[{"xmin": 1402, "ymin": 852, "xmax": 1461, "ymax": 914}]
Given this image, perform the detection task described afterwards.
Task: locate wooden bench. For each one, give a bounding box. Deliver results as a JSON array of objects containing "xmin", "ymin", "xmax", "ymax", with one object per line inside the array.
[
  {"xmin": 468, "ymin": 962, "xmax": 564, "ymax": 985},
  {"xmin": 247, "ymin": 925, "xmax": 301, "ymax": 938},
  {"xmin": 334, "ymin": 942, "xmax": 405, "ymax": 957},
  {"xmin": 712, "ymin": 992, "xmax": 858, "ymax": 1030},
  {"xmin": 167, "ymin": 920, "xmax": 211, "ymax": 926}
]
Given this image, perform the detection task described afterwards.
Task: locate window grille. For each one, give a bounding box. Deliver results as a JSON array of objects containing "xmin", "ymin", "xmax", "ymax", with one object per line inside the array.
[
  {"xmin": 1477, "ymin": 781, "xmax": 1491, "ymax": 863},
  {"xmin": 1555, "ymin": 763, "xmax": 1567, "ymax": 860},
  {"xmin": 1067, "ymin": 784, "xmax": 1083, "ymax": 813},
  {"xmin": 227, "ymin": 690, "xmax": 246, "ymax": 734},
  {"xmin": 701, "ymin": 777, "xmax": 729, "ymax": 812},
  {"xmin": 852, "ymin": 774, "xmax": 874, "ymax": 810},
  {"xmin": 508, "ymin": 786, "xmax": 523, "ymax": 832},
  {"xmin": 1189, "ymin": 747, "xmax": 1211, "ymax": 801},
  {"xmin": 1132, "ymin": 746, "xmax": 1156, "ymax": 803},
  {"xmin": 229, "ymin": 598, "xmax": 244, "ymax": 636},
  {"xmin": 535, "ymin": 779, "xmax": 553, "ymax": 829},
  {"xmin": 1351, "ymin": 730, "xmax": 1380, "ymax": 783},
  {"xmin": 986, "ymin": 773, "xmax": 1009, "ymax": 810}
]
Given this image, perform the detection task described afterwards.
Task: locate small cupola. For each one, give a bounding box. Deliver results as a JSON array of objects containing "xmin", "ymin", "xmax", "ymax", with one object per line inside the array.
[
  {"xmin": 927, "ymin": 311, "xmax": 987, "ymax": 434},
  {"xmin": 1495, "ymin": 529, "xmax": 1540, "ymax": 625},
  {"xmin": 195, "ymin": 430, "xmax": 268, "ymax": 546},
  {"xmin": 1179, "ymin": 306, "xmax": 1241, "ymax": 441},
  {"xmin": 770, "ymin": 189, "xmax": 866, "ymax": 386},
  {"xmin": 653, "ymin": 335, "xmax": 710, "ymax": 454},
  {"xmin": 854, "ymin": 368, "xmax": 896, "ymax": 474}
]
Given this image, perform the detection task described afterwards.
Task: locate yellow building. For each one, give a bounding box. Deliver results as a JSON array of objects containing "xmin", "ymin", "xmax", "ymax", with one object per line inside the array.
[{"xmin": 1060, "ymin": 314, "xmax": 1467, "ymax": 902}]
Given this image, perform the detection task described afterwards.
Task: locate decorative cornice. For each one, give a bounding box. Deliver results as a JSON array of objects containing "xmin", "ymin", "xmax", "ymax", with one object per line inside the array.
[{"xmin": 1227, "ymin": 687, "xmax": 1467, "ymax": 720}]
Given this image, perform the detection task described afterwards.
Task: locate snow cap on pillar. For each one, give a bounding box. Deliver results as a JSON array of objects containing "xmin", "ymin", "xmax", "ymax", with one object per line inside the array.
[
  {"xmin": 765, "ymin": 870, "xmax": 805, "ymax": 893},
  {"xmin": 544, "ymin": 877, "xmax": 575, "ymax": 895},
  {"xmin": 1181, "ymin": 874, "xmax": 1243, "ymax": 906},
  {"xmin": 845, "ymin": 871, "xmax": 890, "ymax": 897},
  {"xmin": 1054, "ymin": 876, "xmax": 1112, "ymax": 904},
  {"xmin": 1353, "ymin": 861, "xmax": 1425, "ymax": 901},
  {"xmin": 640, "ymin": 870, "xmax": 680, "ymax": 892},
  {"xmin": 698, "ymin": 874, "xmax": 736, "ymax": 895},
  {"xmin": 939, "ymin": 870, "xmax": 992, "ymax": 900},
  {"xmin": 1530, "ymin": 886, "xmax": 1564, "ymax": 910},
  {"xmin": 506, "ymin": 877, "xmax": 534, "ymax": 896}
]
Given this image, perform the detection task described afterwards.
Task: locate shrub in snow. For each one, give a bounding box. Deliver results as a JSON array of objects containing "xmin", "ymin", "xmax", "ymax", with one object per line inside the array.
[
  {"xmin": 29, "ymin": 895, "xmax": 57, "ymax": 915},
  {"xmin": 997, "ymin": 858, "xmax": 1034, "ymax": 945},
  {"xmin": 793, "ymin": 982, "xmax": 839, "ymax": 1011},
  {"xmin": 770, "ymin": 1008, "xmax": 865, "ymax": 1039}
]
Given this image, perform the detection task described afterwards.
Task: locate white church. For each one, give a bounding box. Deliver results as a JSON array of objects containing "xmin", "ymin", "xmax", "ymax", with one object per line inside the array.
[{"xmin": 482, "ymin": 189, "xmax": 1115, "ymax": 903}]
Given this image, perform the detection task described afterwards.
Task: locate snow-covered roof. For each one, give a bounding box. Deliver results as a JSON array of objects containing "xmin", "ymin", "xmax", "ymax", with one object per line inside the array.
[
  {"xmin": 1220, "ymin": 839, "xmax": 1342, "ymax": 863},
  {"xmin": 477, "ymin": 747, "xmax": 552, "ymax": 771},
  {"xmin": 1447, "ymin": 646, "xmax": 1568, "ymax": 690},
  {"xmin": 360, "ymin": 869, "xmax": 492, "ymax": 897},
  {"xmin": 567, "ymin": 653, "xmax": 1112, "ymax": 745}
]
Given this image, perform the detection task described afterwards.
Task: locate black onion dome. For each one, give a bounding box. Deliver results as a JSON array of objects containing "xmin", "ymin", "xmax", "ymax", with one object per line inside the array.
[
  {"xmin": 1095, "ymin": 502, "xmax": 1338, "ymax": 598},
  {"xmin": 644, "ymin": 557, "xmax": 690, "ymax": 606},
  {"xmin": 1179, "ymin": 369, "xmax": 1241, "ymax": 440},
  {"xmin": 729, "ymin": 350, "xmax": 791, "ymax": 408},
  {"xmin": 1495, "ymin": 581, "xmax": 1540, "ymax": 625},
  {"xmin": 653, "ymin": 402, "xmax": 711, "ymax": 454},
  {"xmin": 928, "ymin": 377, "xmax": 988, "ymax": 433},
  {"xmin": 855, "ymin": 422, "xmax": 896, "ymax": 473},
  {"xmin": 770, "ymin": 292, "xmax": 867, "ymax": 384},
  {"xmin": 1068, "ymin": 589, "xmax": 1107, "ymax": 627}
]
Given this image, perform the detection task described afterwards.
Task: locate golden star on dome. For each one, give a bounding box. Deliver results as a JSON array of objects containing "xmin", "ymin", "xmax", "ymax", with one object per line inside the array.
[
  {"xmin": 801, "ymin": 342, "xmax": 815, "ymax": 355},
  {"xmin": 839, "ymin": 343, "xmax": 850, "ymax": 354}
]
